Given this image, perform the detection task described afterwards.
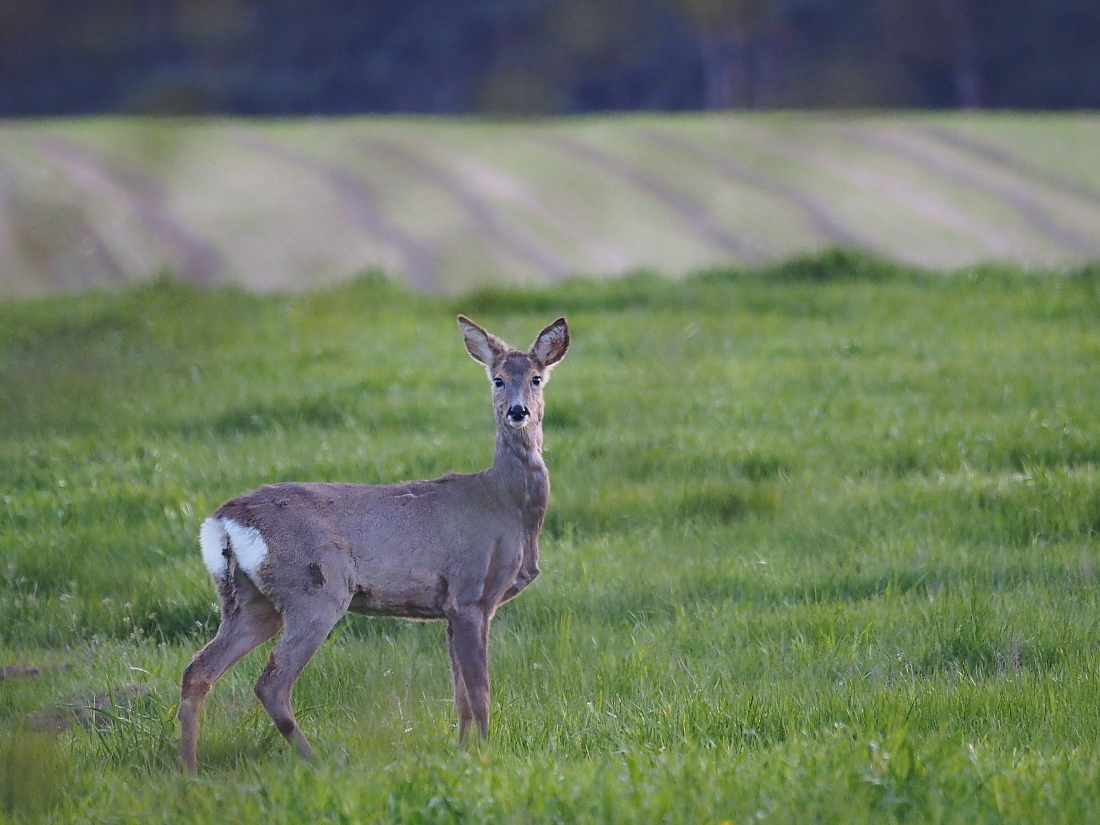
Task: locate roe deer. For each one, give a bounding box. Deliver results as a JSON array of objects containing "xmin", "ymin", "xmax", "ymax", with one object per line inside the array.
[{"xmin": 179, "ymin": 315, "xmax": 569, "ymax": 773}]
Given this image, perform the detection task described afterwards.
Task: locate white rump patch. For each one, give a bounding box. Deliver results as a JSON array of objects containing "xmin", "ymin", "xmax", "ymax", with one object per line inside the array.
[
  {"xmin": 222, "ymin": 519, "xmax": 269, "ymax": 578},
  {"xmin": 199, "ymin": 518, "xmax": 228, "ymax": 580},
  {"xmin": 198, "ymin": 516, "xmax": 269, "ymax": 581}
]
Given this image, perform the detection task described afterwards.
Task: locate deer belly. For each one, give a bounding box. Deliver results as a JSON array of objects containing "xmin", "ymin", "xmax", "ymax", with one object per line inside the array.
[{"xmin": 348, "ymin": 576, "xmax": 449, "ymax": 620}]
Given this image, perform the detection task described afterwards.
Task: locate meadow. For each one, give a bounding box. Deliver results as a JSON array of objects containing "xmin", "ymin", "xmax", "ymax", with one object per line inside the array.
[
  {"xmin": 1, "ymin": 250, "xmax": 1099, "ymax": 822},
  {"xmin": 3, "ymin": 113, "xmax": 1100, "ymax": 296}
]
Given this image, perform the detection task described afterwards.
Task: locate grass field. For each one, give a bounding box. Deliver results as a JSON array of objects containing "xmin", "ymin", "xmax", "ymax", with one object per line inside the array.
[
  {"xmin": 3, "ymin": 113, "xmax": 1100, "ymax": 295},
  {"xmin": 1, "ymin": 250, "xmax": 1099, "ymax": 822}
]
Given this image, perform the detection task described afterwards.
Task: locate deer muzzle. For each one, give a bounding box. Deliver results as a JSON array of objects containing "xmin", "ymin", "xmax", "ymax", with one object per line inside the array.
[{"xmin": 506, "ymin": 405, "xmax": 530, "ymax": 427}]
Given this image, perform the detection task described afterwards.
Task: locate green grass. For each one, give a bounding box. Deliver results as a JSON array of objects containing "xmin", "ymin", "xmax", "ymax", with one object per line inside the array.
[{"xmin": 1, "ymin": 250, "xmax": 1099, "ymax": 822}]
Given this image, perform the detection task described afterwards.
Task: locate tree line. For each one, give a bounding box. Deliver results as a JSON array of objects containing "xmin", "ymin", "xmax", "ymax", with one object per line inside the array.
[{"xmin": 2, "ymin": 0, "xmax": 1097, "ymax": 116}]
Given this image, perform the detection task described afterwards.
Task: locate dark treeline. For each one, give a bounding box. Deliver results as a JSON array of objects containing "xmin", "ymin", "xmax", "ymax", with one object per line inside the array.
[{"xmin": 2, "ymin": 0, "xmax": 1098, "ymax": 116}]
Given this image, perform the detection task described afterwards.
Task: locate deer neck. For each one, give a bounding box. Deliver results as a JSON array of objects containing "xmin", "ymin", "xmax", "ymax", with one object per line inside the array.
[{"xmin": 492, "ymin": 420, "xmax": 549, "ymax": 519}]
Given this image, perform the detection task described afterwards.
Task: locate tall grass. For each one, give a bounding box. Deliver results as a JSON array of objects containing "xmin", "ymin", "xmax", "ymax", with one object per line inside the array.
[{"xmin": 0, "ymin": 251, "xmax": 1098, "ymax": 822}]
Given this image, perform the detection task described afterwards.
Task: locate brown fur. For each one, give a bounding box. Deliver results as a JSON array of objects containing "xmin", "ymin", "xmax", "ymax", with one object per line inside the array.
[{"xmin": 178, "ymin": 315, "xmax": 568, "ymax": 773}]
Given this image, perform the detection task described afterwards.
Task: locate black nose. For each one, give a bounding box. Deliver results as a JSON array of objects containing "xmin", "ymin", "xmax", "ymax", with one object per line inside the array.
[{"xmin": 507, "ymin": 405, "xmax": 529, "ymax": 421}]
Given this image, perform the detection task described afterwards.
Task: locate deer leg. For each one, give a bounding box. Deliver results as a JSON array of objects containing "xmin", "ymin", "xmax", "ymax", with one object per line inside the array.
[
  {"xmin": 446, "ymin": 622, "xmax": 473, "ymax": 740},
  {"xmin": 447, "ymin": 607, "xmax": 491, "ymax": 744},
  {"xmin": 252, "ymin": 604, "xmax": 343, "ymax": 762},
  {"xmin": 179, "ymin": 588, "xmax": 281, "ymax": 774}
]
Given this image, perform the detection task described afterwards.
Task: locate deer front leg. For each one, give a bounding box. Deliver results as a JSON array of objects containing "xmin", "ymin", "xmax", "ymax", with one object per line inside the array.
[
  {"xmin": 446, "ymin": 608, "xmax": 490, "ymax": 743},
  {"xmin": 446, "ymin": 622, "xmax": 473, "ymax": 740}
]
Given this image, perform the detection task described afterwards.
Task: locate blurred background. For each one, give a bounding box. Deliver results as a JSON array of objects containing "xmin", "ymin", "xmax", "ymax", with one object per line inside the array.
[
  {"xmin": 1, "ymin": 1, "xmax": 1099, "ymax": 296},
  {"xmin": 3, "ymin": 0, "xmax": 1098, "ymax": 117}
]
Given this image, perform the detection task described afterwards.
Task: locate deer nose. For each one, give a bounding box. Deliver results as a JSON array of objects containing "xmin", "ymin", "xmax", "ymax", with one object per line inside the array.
[{"xmin": 507, "ymin": 405, "xmax": 529, "ymax": 423}]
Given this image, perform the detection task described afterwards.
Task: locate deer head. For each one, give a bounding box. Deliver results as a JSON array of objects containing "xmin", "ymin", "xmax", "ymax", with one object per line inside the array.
[{"xmin": 458, "ymin": 315, "xmax": 569, "ymax": 430}]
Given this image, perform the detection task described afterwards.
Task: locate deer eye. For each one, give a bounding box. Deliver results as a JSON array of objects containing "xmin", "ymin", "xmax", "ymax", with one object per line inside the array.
[
  {"xmin": 493, "ymin": 377, "xmax": 504, "ymax": 388},
  {"xmin": 531, "ymin": 375, "xmax": 542, "ymax": 386}
]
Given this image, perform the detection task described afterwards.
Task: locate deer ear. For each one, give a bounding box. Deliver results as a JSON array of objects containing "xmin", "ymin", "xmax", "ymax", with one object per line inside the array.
[
  {"xmin": 531, "ymin": 317, "xmax": 569, "ymax": 367},
  {"xmin": 458, "ymin": 315, "xmax": 506, "ymax": 366}
]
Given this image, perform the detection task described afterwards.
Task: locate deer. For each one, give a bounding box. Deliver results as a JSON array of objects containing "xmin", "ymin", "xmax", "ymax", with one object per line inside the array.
[{"xmin": 178, "ymin": 315, "xmax": 569, "ymax": 773}]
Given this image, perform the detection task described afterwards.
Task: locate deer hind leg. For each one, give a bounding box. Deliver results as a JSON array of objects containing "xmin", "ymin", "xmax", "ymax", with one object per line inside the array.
[
  {"xmin": 252, "ymin": 601, "xmax": 345, "ymax": 762},
  {"xmin": 179, "ymin": 580, "xmax": 281, "ymax": 774},
  {"xmin": 447, "ymin": 607, "xmax": 491, "ymax": 744}
]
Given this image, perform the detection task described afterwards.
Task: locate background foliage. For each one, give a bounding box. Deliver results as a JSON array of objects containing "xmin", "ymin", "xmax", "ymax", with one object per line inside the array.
[{"xmin": 2, "ymin": 0, "xmax": 1099, "ymax": 116}]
